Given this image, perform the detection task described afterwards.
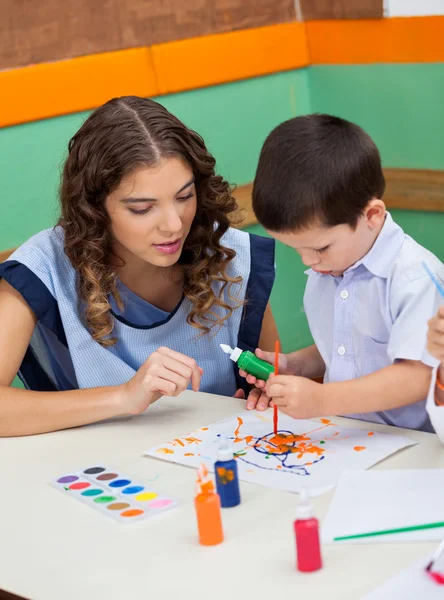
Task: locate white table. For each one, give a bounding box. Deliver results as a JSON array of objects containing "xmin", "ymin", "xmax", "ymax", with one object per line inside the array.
[{"xmin": 1, "ymin": 391, "xmax": 443, "ymax": 600}]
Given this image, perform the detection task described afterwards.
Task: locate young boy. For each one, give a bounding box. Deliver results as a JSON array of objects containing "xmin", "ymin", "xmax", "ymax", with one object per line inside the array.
[{"xmin": 245, "ymin": 114, "xmax": 444, "ymax": 432}]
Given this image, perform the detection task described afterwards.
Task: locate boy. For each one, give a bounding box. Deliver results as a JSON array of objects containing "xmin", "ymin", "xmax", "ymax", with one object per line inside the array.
[{"xmin": 246, "ymin": 114, "xmax": 444, "ymax": 432}]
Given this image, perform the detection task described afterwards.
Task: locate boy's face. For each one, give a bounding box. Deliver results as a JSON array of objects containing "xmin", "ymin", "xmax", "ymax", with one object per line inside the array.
[{"xmin": 267, "ymin": 201, "xmax": 386, "ymax": 277}]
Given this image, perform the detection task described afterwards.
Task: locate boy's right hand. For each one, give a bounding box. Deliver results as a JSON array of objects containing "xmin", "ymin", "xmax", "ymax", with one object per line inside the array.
[
  {"xmin": 427, "ymin": 306, "xmax": 444, "ymax": 380},
  {"xmin": 120, "ymin": 347, "xmax": 203, "ymax": 415},
  {"xmin": 239, "ymin": 347, "xmax": 289, "ymax": 389}
]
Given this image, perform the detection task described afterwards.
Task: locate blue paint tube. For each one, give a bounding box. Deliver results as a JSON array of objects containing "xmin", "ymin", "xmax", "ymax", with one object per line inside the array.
[{"xmin": 214, "ymin": 445, "xmax": 241, "ymax": 508}]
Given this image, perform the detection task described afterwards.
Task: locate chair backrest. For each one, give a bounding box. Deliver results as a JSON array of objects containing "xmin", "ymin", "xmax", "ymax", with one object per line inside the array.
[{"xmin": 0, "ymin": 248, "xmax": 14, "ymax": 263}]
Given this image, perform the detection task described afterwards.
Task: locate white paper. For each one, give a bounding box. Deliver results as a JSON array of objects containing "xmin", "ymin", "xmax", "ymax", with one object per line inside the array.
[
  {"xmin": 363, "ymin": 554, "xmax": 444, "ymax": 599},
  {"xmin": 144, "ymin": 411, "xmax": 415, "ymax": 496},
  {"xmin": 322, "ymin": 470, "xmax": 444, "ymax": 543}
]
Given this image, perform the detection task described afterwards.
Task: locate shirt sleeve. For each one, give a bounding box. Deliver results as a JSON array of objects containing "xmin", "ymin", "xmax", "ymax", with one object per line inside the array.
[
  {"xmin": 387, "ymin": 274, "xmax": 443, "ymax": 367},
  {"xmin": 427, "ymin": 365, "xmax": 444, "ymax": 444}
]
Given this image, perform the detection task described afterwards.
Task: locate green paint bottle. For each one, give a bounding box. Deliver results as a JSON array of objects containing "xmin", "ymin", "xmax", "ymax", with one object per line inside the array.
[{"xmin": 220, "ymin": 344, "xmax": 275, "ymax": 381}]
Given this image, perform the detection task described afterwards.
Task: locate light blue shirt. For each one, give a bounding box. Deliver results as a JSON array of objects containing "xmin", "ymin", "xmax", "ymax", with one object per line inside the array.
[
  {"xmin": 303, "ymin": 212, "xmax": 444, "ymax": 432},
  {"xmin": 111, "ymin": 280, "xmax": 170, "ymax": 326},
  {"xmin": 1, "ymin": 227, "xmax": 275, "ymax": 397}
]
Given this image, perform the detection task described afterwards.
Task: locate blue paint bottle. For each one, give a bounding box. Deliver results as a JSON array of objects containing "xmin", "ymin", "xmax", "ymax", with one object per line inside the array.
[{"xmin": 215, "ymin": 445, "xmax": 241, "ymax": 508}]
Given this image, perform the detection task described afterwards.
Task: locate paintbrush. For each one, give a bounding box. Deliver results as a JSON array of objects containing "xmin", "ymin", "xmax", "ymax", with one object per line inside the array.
[
  {"xmin": 422, "ymin": 261, "xmax": 444, "ymax": 298},
  {"xmin": 334, "ymin": 520, "xmax": 444, "ymax": 541},
  {"xmin": 426, "ymin": 536, "xmax": 444, "ymax": 572},
  {"xmin": 273, "ymin": 340, "xmax": 280, "ymax": 434}
]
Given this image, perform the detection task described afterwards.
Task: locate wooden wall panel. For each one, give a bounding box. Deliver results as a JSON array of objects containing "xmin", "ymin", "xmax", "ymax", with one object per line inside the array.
[
  {"xmin": 299, "ymin": 0, "xmax": 383, "ymax": 20},
  {"xmin": 0, "ymin": 0, "xmax": 296, "ymax": 70},
  {"xmin": 117, "ymin": 0, "xmax": 296, "ymax": 48},
  {"xmin": 212, "ymin": 0, "xmax": 295, "ymax": 33},
  {"xmin": 1, "ymin": 0, "xmax": 122, "ymax": 70},
  {"xmin": 118, "ymin": 0, "xmax": 214, "ymax": 47}
]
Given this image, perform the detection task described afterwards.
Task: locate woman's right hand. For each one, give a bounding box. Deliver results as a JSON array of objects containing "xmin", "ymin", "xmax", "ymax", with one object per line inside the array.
[
  {"xmin": 239, "ymin": 347, "xmax": 289, "ymax": 389},
  {"xmin": 119, "ymin": 347, "xmax": 203, "ymax": 415}
]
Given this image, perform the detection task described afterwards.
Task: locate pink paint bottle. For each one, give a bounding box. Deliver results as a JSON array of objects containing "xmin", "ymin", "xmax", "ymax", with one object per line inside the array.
[{"xmin": 294, "ymin": 488, "xmax": 322, "ymax": 572}]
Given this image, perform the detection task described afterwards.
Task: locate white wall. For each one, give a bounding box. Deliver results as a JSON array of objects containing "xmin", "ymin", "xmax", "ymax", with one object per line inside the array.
[{"xmin": 385, "ymin": 0, "xmax": 444, "ymax": 16}]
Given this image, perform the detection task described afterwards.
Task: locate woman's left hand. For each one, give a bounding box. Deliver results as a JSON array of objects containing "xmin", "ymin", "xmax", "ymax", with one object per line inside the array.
[{"xmin": 233, "ymin": 388, "xmax": 271, "ymax": 411}]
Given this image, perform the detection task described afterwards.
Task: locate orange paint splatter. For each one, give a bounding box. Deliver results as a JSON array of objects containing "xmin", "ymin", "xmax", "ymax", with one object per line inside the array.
[
  {"xmin": 246, "ymin": 470, "xmax": 254, "ymax": 473},
  {"xmin": 184, "ymin": 437, "xmax": 202, "ymax": 444},
  {"xmin": 368, "ymin": 432, "xmax": 374, "ymax": 436},
  {"xmin": 156, "ymin": 448, "xmax": 174, "ymax": 454},
  {"xmin": 277, "ymin": 465, "xmax": 282, "ymax": 469},
  {"xmin": 320, "ymin": 419, "xmax": 331, "ymax": 424},
  {"xmin": 216, "ymin": 467, "xmax": 235, "ymax": 484},
  {"xmin": 234, "ymin": 417, "xmax": 243, "ymax": 437},
  {"xmin": 306, "ymin": 462, "xmax": 313, "ymax": 466},
  {"xmin": 354, "ymin": 446, "xmax": 366, "ymax": 452},
  {"xmin": 304, "ymin": 422, "xmax": 335, "ymax": 436},
  {"xmin": 253, "ymin": 432, "xmax": 328, "ymax": 460},
  {"xmin": 184, "ymin": 453, "xmax": 194, "ymax": 456},
  {"xmin": 202, "ymin": 427, "xmax": 208, "ymax": 431},
  {"xmin": 173, "ymin": 438, "xmax": 185, "ymax": 447}
]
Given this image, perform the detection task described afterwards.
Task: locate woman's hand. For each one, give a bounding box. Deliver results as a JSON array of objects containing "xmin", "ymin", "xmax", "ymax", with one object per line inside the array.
[{"xmin": 120, "ymin": 347, "xmax": 203, "ymax": 414}]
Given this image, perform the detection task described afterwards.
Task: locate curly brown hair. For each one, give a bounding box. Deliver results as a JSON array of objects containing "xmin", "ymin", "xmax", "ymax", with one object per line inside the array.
[{"xmin": 59, "ymin": 96, "xmax": 242, "ymax": 346}]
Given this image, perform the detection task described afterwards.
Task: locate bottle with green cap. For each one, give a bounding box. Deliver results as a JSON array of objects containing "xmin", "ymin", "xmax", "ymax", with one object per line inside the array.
[{"xmin": 220, "ymin": 344, "xmax": 275, "ymax": 381}]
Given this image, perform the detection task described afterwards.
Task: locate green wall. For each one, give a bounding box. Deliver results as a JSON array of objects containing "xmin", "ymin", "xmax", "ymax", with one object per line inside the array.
[
  {"xmin": 309, "ymin": 64, "xmax": 444, "ymax": 170},
  {"xmin": 2, "ymin": 63, "xmax": 444, "ymax": 379},
  {"xmin": 0, "ymin": 69, "xmax": 310, "ymax": 250}
]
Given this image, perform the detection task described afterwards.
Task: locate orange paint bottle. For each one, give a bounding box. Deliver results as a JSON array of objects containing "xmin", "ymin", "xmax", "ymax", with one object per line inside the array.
[{"xmin": 195, "ymin": 465, "xmax": 224, "ymax": 546}]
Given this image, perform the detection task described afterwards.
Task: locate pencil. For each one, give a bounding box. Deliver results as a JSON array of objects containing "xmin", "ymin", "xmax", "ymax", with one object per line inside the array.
[
  {"xmin": 334, "ymin": 520, "xmax": 444, "ymax": 542},
  {"xmin": 273, "ymin": 340, "xmax": 280, "ymax": 434}
]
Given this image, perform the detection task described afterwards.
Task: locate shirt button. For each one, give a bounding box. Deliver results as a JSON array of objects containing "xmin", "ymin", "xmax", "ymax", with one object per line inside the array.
[
  {"xmin": 338, "ymin": 345, "xmax": 346, "ymax": 356},
  {"xmin": 340, "ymin": 290, "xmax": 349, "ymax": 300}
]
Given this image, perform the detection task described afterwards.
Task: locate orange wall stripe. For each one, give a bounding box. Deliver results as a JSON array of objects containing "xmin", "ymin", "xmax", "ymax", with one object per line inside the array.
[
  {"xmin": 150, "ymin": 22, "xmax": 309, "ymax": 95},
  {"xmin": 307, "ymin": 16, "xmax": 444, "ymax": 64},
  {"xmin": 2, "ymin": 16, "xmax": 444, "ymax": 128},
  {"xmin": 1, "ymin": 48, "xmax": 159, "ymax": 128}
]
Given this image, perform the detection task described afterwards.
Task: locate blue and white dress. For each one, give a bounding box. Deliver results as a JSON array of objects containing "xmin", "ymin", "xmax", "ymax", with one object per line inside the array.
[{"xmin": 0, "ymin": 227, "xmax": 275, "ymax": 397}]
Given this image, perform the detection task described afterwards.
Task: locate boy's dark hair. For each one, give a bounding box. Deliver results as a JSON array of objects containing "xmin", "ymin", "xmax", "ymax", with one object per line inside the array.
[{"xmin": 252, "ymin": 114, "xmax": 385, "ymax": 232}]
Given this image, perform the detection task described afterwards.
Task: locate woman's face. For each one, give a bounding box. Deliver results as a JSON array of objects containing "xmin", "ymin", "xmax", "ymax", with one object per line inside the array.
[{"xmin": 105, "ymin": 157, "xmax": 197, "ymax": 269}]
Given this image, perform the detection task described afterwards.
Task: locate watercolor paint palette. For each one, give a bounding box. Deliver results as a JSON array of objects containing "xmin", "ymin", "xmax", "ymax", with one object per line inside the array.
[{"xmin": 52, "ymin": 465, "xmax": 177, "ymax": 524}]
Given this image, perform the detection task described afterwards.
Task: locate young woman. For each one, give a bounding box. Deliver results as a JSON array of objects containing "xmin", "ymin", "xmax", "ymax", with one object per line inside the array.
[{"xmin": 0, "ymin": 96, "xmax": 277, "ymax": 436}]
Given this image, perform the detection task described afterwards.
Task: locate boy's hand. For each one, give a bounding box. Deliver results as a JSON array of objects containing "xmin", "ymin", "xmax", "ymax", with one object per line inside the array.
[
  {"xmin": 239, "ymin": 348, "xmax": 289, "ymax": 389},
  {"xmin": 266, "ymin": 374, "xmax": 326, "ymax": 419},
  {"xmin": 233, "ymin": 387, "xmax": 271, "ymax": 411},
  {"xmin": 427, "ymin": 306, "xmax": 444, "ymax": 363},
  {"xmin": 427, "ymin": 306, "xmax": 444, "ymax": 388}
]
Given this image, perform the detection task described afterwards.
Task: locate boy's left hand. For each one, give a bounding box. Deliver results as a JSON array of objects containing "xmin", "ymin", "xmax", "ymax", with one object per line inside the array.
[
  {"xmin": 266, "ymin": 375, "xmax": 325, "ymax": 419},
  {"xmin": 233, "ymin": 388, "xmax": 271, "ymax": 411}
]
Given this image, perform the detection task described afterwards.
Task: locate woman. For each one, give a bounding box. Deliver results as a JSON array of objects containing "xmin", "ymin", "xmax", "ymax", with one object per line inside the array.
[{"xmin": 0, "ymin": 96, "xmax": 277, "ymax": 436}]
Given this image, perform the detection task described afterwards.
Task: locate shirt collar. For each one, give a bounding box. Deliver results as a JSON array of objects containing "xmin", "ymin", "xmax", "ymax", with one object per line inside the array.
[
  {"xmin": 357, "ymin": 212, "xmax": 405, "ymax": 278},
  {"xmin": 304, "ymin": 212, "xmax": 405, "ymax": 280}
]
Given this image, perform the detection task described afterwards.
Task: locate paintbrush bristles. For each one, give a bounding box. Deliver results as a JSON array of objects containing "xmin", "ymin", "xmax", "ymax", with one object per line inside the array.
[{"xmin": 426, "ymin": 536, "xmax": 444, "ymax": 571}]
